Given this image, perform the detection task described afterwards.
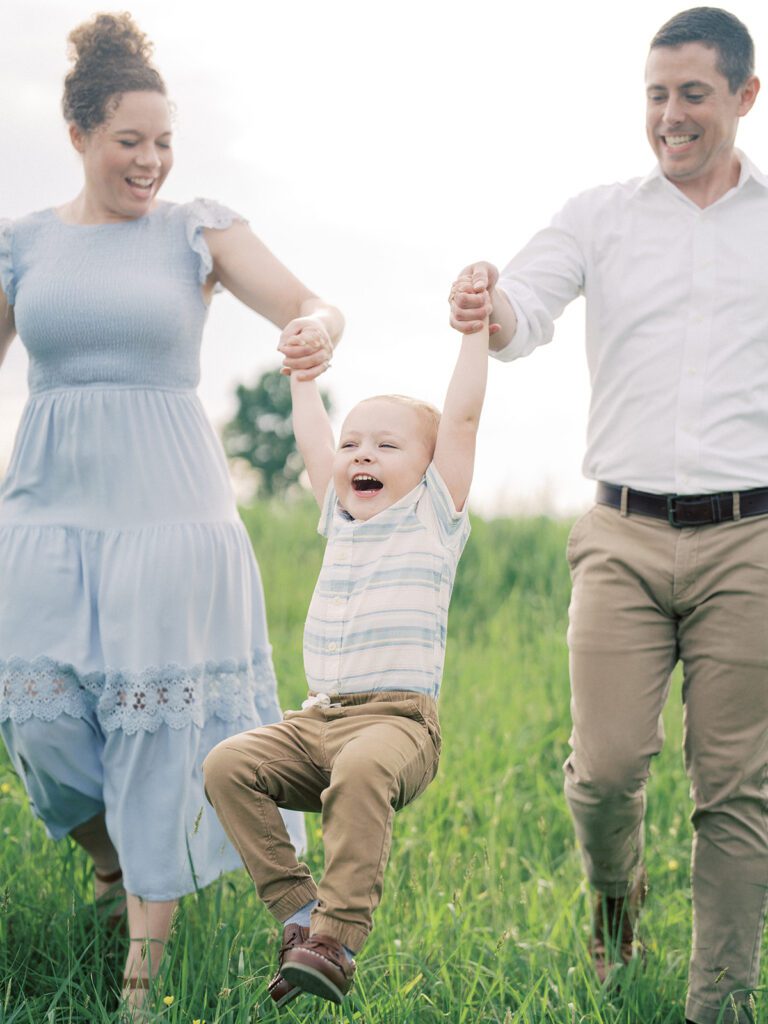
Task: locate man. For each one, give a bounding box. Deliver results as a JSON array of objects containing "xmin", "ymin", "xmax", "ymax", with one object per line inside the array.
[{"xmin": 449, "ymin": 9, "xmax": 766, "ymax": 1024}]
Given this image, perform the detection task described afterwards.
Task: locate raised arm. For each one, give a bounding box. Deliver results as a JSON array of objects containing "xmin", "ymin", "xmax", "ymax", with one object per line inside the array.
[
  {"xmin": 289, "ymin": 374, "xmax": 336, "ymax": 508},
  {"xmin": 205, "ymin": 221, "xmax": 344, "ymax": 381},
  {"xmin": 432, "ymin": 318, "xmax": 490, "ymax": 512},
  {"xmin": 448, "ymin": 262, "xmax": 517, "ymax": 352},
  {"xmin": 0, "ymin": 287, "xmax": 16, "ymax": 369}
]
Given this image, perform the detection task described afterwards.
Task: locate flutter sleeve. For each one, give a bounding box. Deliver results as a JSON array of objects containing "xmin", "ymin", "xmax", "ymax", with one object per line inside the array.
[
  {"xmin": 0, "ymin": 219, "xmax": 16, "ymax": 305},
  {"xmin": 184, "ymin": 198, "xmax": 248, "ymax": 286}
]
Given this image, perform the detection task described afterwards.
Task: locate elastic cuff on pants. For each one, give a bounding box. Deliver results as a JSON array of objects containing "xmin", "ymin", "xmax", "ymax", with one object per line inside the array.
[
  {"xmin": 310, "ymin": 911, "xmax": 368, "ymax": 953},
  {"xmin": 590, "ymin": 879, "xmax": 633, "ymax": 898},
  {"xmin": 686, "ymin": 994, "xmax": 755, "ymax": 1024},
  {"xmin": 270, "ymin": 880, "xmax": 319, "ymax": 924},
  {"xmin": 590, "ymin": 863, "xmax": 646, "ymax": 899}
]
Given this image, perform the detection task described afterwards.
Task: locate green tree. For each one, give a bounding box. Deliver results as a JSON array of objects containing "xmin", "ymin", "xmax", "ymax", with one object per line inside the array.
[{"xmin": 223, "ymin": 368, "xmax": 333, "ymax": 499}]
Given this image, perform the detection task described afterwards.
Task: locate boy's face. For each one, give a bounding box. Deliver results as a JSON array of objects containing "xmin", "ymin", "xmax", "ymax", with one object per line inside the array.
[{"xmin": 333, "ymin": 399, "xmax": 433, "ymax": 521}]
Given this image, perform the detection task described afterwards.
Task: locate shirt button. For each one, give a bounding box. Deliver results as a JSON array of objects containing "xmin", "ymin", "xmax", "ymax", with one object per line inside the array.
[{"xmin": 327, "ymin": 642, "xmax": 338, "ymax": 653}]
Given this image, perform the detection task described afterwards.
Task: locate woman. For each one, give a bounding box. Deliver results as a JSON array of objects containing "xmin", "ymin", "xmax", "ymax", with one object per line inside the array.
[{"xmin": 0, "ymin": 12, "xmax": 341, "ymax": 1012}]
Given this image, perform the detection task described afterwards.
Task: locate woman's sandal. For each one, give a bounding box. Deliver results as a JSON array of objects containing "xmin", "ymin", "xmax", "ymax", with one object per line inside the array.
[
  {"xmin": 120, "ymin": 976, "xmax": 151, "ymax": 1023},
  {"xmin": 121, "ymin": 940, "xmax": 166, "ymax": 1021},
  {"xmin": 94, "ymin": 866, "xmax": 127, "ymax": 934},
  {"xmin": 123, "ymin": 978, "xmax": 150, "ymax": 990}
]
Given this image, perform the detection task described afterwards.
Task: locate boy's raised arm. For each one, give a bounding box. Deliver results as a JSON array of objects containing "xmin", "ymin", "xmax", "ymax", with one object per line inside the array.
[
  {"xmin": 290, "ymin": 374, "xmax": 336, "ymax": 508},
  {"xmin": 432, "ymin": 318, "xmax": 490, "ymax": 512}
]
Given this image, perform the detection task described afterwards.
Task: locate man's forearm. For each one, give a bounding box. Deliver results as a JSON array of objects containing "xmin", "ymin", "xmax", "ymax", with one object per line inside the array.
[{"xmin": 488, "ymin": 285, "xmax": 518, "ymax": 352}]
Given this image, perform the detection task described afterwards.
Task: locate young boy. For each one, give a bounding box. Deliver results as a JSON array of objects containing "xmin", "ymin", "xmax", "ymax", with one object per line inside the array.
[{"xmin": 203, "ymin": 317, "xmax": 490, "ymax": 1008}]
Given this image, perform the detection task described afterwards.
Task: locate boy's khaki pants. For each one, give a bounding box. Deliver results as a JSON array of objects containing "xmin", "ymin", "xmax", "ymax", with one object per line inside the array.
[
  {"xmin": 565, "ymin": 504, "xmax": 768, "ymax": 1024},
  {"xmin": 203, "ymin": 691, "xmax": 440, "ymax": 952}
]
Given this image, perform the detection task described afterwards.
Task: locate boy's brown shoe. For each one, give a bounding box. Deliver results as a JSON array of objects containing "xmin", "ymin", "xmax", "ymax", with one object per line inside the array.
[
  {"xmin": 267, "ymin": 924, "xmax": 309, "ymax": 1008},
  {"xmin": 590, "ymin": 868, "xmax": 648, "ymax": 982},
  {"xmin": 280, "ymin": 932, "xmax": 356, "ymax": 1004}
]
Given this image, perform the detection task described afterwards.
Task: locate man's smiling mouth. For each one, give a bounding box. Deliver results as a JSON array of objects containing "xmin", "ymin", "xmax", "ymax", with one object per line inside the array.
[{"xmin": 663, "ymin": 134, "xmax": 699, "ymax": 147}]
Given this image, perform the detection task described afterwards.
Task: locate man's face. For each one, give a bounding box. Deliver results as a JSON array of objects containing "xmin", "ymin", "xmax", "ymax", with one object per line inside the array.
[{"xmin": 645, "ymin": 42, "xmax": 758, "ymax": 195}]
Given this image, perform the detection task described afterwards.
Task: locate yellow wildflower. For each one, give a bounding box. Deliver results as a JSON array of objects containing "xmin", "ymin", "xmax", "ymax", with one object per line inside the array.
[
  {"xmin": 667, "ymin": 858, "xmax": 679, "ymax": 871},
  {"xmin": 162, "ymin": 994, "xmax": 174, "ymax": 1006},
  {"xmin": 0, "ymin": 783, "xmax": 11, "ymax": 794}
]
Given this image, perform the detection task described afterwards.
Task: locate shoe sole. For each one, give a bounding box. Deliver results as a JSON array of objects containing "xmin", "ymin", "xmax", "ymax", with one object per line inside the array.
[
  {"xmin": 280, "ymin": 962, "xmax": 347, "ymax": 1004},
  {"xmin": 272, "ymin": 984, "xmax": 301, "ymax": 1009}
]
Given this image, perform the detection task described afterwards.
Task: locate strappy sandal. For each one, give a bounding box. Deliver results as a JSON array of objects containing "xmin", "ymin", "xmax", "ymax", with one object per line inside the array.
[
  {"xmin": 122, "ymin": 977, "xmax": 151, "ymax": 990},
  {"xmin": 94, "ymin": 866, "xmax": 127, "ymax": 934},
  {"xmin": 119, "ymin": 976, "xmax": 152, "ymax": 1023},
  {"xmin": 121, "ymin": 943, "xmax": 164, "ymax": 1024}
]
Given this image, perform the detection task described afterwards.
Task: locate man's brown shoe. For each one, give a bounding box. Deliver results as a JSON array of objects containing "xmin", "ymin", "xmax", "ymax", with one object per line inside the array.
[
  {"xmin": 280, "ymin": 932, "xmax": 356, "ymax": 1005},
  {"xmin": 267, "ymin": 924, "xmax": 309, "ymax": 1008},
  {"xmin": 590, "ymin": 868, "xmax": 648, "ymax": 982}
]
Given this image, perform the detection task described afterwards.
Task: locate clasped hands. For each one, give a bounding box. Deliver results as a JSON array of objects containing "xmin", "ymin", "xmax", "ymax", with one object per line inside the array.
[
  {"xmin": 278, "ymin": 317, "xmax": 334, "ymax": 380},
  {"xmin": 448, "ymin": 261, "xmax": 501, "ymax": 335},
  {"xmin": 278, "ymin": 261, "xmax": 500, "ymax": 380}
]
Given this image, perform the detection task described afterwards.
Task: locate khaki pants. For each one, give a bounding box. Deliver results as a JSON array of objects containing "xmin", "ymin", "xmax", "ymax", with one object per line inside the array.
[
  {"xmin": 203, "ymin": 691, "xmax": 440, "ymax": 952},
  {"xmin": 565, "ymin": 504, "xmax": 768, "ymax": 1024}
]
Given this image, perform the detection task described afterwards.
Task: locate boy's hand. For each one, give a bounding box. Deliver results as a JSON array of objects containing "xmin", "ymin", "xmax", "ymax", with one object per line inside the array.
[
  {"xmin": 278, "ymin": 317, "xmax": 333, "ymax": 380},
  {"xmin": 449, "ymin": 262, "xmax": 501, "ymax": 335}
]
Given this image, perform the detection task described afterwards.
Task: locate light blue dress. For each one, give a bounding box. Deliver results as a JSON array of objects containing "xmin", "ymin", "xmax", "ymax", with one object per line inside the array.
[{"xmin": 0, "ymin": 199, "xmax": 305, "ymax": 900}]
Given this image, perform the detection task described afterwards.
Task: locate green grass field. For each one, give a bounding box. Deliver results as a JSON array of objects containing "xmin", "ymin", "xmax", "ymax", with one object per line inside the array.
[{"xmin": 0, "ymin": 504, "xmax": 764, "ymax": 1022}]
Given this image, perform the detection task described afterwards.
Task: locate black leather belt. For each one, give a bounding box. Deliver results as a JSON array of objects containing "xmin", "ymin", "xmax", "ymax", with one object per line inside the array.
[{"xmin": 596, "ymin": 482, "xmax": 768, "ymax": 527}]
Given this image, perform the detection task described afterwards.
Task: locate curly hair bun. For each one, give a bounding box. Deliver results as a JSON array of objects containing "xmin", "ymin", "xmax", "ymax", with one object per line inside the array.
[{"xmin": 63, "ymin": 12, "xmax": 166, "ymax": 132}]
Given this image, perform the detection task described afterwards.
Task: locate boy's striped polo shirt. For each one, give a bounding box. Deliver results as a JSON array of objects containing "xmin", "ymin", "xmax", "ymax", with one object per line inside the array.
[{"xmin": 303, "ymin": 463, "xmax": 470, "ymax": 699}]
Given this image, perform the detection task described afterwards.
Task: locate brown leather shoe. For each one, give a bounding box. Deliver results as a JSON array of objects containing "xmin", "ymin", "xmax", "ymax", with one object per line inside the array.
[
  {"xmin": 280, "ymin": 932, "xmax": 356, "ymax": 1004},
  {"xmin": 590, "ymin": 868, "xmax": 648, "ymax": 982},
  {"xmin": 267, "ymin": 924, "xmax": 309, "ymax": 1008}
]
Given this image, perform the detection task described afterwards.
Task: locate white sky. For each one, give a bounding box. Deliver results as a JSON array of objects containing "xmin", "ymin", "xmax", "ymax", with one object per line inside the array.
[{"xmin": 2, "ymin": 0, "xmax": 767, "ymax": 515}]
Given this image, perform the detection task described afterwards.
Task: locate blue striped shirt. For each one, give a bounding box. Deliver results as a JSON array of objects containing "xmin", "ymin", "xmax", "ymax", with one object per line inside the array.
[{"xmin": 303, "ymin": 463, "xmax": 470, "ymax": 699}]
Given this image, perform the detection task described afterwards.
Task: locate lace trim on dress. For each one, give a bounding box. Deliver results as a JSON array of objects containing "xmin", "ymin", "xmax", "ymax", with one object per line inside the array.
[
  {"xmin": 0, "ymin": 219, "xmax": 15, "ymax": 305},
  {"xmin": 0, "ymin": 651, "xmax": 277, "ymax": 735},
  {"xmin": 185, "ymin": 198, "xmax": 247, "ymax": 286}
]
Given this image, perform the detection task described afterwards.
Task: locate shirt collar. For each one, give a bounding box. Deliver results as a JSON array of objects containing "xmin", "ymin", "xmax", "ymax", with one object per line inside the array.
[
  {"xmin": 736, "ymin": 151, "xmax": 768, "ymax": 189},
  {"xmin": 332, "ymin": 474, "xmax": 427, "ymax": 528},
  {"xmin": 632, "ymin": 150, "xmax": 768, "ymax": 199}
]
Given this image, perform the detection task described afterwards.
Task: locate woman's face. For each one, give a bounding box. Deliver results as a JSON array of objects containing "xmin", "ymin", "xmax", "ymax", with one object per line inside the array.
[{"xmin": 72, "ymin": 90, "xmax": 173, "ymax": 221}]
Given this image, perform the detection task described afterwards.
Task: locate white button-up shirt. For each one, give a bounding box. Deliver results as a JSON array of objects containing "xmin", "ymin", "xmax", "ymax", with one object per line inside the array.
[{"xmin": 495, "ymin": 153, "xmax": 768, "ymax": 494}]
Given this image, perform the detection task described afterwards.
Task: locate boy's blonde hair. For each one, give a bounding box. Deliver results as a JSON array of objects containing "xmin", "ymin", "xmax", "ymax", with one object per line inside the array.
[{"xmin": 357, "ymin": 394, "xmax": 441, "ymax": 455}]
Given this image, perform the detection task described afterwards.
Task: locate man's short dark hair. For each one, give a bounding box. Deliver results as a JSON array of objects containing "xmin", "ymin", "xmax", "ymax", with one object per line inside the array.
[{"xmin": 650, "ymin": 7, "xmax": 754, "ymax": 92}]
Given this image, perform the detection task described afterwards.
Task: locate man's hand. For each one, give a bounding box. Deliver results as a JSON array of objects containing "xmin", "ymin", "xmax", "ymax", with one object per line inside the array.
[
  {"xmin": 449, "ymin": 262, "xmax": 501, "ymax": 335},
  {"xmin": 278, "ymin": 317, "xmax": 334, "ymax": 379}
]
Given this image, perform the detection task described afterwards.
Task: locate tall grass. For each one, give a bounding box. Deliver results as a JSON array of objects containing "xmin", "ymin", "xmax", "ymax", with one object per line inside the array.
[{"xmin": 0, "ymin": 503, "xmax": 764, "ymax": 1022}]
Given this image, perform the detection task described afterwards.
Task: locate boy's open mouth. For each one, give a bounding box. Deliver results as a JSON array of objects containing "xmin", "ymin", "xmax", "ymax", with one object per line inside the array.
[{"xmin": 352, "ymin": 474, "xmax": 383, "ymax": 492}]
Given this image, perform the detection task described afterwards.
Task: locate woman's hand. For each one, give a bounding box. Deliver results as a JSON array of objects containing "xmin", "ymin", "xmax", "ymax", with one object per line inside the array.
[{"xmin": 278, "ymin": 316, "xmax": 334, "ymax": 380}]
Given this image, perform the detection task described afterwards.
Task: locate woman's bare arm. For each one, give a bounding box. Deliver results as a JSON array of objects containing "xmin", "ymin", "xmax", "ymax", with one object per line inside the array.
[{"xmin": 205, "ymin": 222, "xmax": 344, "ymax": 379}]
